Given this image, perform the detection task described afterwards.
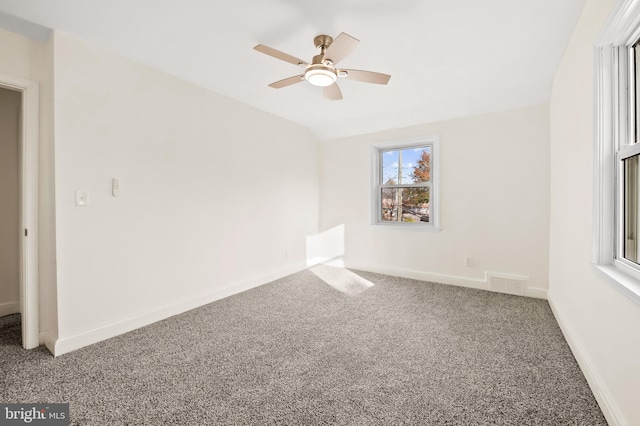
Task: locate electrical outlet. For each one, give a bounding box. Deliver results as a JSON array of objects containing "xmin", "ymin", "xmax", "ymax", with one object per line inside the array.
[{"xmin": 464, "ymin": 257, "xmax": 473, "ymax": 267}]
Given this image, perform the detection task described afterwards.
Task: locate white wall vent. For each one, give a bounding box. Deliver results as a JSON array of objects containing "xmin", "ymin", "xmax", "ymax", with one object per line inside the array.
[{"xmin": 488, "ymin": 273, "xmax": 528, "ymax": 296}]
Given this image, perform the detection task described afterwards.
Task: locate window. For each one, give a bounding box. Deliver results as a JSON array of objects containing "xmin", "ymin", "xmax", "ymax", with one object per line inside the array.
[
  {"xmin": 373, "ymin": 138, "xmax": 439, "ymax": 230},
  {"xmin": 616, "ymin": 39, "xmax": 640, "ymax": 270},
  {"xmin": 594, "ymin": 0, "xmax": 640, "ymax": 305}
]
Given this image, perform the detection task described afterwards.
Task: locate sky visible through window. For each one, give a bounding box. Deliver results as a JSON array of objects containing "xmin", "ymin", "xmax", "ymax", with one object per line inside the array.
[{"xmin": 382, "ymin": 146, "xmax": 430, "ymax": 184}]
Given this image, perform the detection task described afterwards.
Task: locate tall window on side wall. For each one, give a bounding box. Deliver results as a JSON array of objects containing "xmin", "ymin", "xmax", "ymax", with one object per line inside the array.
[
  {"xmin": 619, "ymin": 39, "xmax": 640, "ymax": 269},
  {"xmin": 373, "ymin": 139, "xmax": 439, "ymax": 230},
  {"xmin": 594, "ymin": 0, "xmax": 640, "ymax": 304}
]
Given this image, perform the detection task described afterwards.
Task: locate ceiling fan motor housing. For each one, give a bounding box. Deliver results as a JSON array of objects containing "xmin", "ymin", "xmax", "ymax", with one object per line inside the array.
[
  {"xmin": 305, "ymin": 46, "xmax": 338, "ymax": 87},
  {"xmin": 314, "ymin": 35, "xmax": 333, "ymax": 51}
]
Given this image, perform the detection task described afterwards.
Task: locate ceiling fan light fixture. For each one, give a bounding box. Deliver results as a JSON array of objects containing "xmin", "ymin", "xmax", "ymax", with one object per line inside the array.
[
  {"xmin": 304, "ymin": 65, "xmax": 337, "ymax": 87},
  {"xmin": 255, "ymin": 32, "xmax": 391, "ymax": 99}
]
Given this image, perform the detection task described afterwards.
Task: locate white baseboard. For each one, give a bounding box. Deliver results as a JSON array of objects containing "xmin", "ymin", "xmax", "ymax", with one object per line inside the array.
[
  {"xmin": 524, "ymin": 286, "xmax": 548, "ymax": 299},
  {"xmin": 50, "ymin": 261, "xmax": 547, "ymax": 356},
  {"xmin": 306, "ymin": 257, "xmax": 331, "ymax": 268},
  {"xmin": 547, "ymin": 292, "xmax": 624, "ymax": 426},
  {"xmin": 0, "ymin": 301, "xmax": 20, "ymax": 317},
  {"xmin": 345, "ymin": 263, "xmax": 548, "ymax": 299},
  {"xmin": 53, "ymin": 261, "xmax": 309, "ymax": 357}
]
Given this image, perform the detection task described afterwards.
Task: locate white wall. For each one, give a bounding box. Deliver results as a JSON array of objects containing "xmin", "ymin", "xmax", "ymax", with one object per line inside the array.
[
  {"xmin": 50, "ymin": 32, "xmax": 319, "ymax": 354},
  {"xmin": 319, "ymin": 105, "xmax": 550, "ymax": 296},
  {"xmin": 548, "ymin": 0, "xmax": 640, "ymax": 424},
  {"xmin": 0, "ymin": 87, "xmax": 20, "ymax": 316}
]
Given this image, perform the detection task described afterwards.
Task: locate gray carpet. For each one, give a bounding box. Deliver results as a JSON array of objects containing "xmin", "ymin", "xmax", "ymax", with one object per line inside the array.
[{"xmin": 1, "ymin": 267, "xmax": 606, "ymax": 425}]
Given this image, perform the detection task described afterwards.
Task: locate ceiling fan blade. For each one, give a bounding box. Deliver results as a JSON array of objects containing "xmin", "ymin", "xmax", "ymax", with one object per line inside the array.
[
  {"xmin": 342, "ymin": 69, "xmax": 391, "ymax": 85},
  {"xmin": 254, "ymin": 44, "xmax": 308, "ymax": 66},
  {"xmin": 323, "ymin": 83, "xmax": 343, "ymax": 101},
  {"xmin": 268, "ymin": 75, "xmax": 305, "ymax": 89},
  {"xmin": 323, "ymin": 33, "xmax": 359, "ymax": 65}
]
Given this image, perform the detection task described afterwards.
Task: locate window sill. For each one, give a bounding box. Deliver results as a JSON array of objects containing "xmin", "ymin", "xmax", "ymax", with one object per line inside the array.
[
  {"xmin": 593, "ymin": 263, "xmax": 640, "ymax": 308},
  {"xmin": 371, "ymin": 223, "xmax": 441, "ymax": 232}
]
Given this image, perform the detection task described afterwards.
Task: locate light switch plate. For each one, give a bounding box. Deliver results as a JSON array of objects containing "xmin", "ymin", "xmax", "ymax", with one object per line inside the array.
[
  {"xmin": 75, "ymin": 190, "xmax": 89, "ymax": 207},
  {"xmin": 112, "ymin": 178, "xmax": 120, "ymax": 197}
]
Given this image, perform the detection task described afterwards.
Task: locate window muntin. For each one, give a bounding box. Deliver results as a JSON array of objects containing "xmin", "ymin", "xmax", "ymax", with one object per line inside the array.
[{"xmin": 375, "ymin": 142, "xmax": 436, "ymax": 227}]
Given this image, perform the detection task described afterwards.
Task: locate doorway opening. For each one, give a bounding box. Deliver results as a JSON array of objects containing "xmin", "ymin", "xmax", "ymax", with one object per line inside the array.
[
  {"xmin": 0, "ymin": 73, "xmax": 39, "ymax": 350},
  {"xmin": 0, "ymin": 87, "xmax": 21, "ymax": 346}
]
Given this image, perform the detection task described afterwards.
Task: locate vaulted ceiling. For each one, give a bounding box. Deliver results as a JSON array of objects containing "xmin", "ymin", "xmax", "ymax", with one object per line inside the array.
[{"xmin": 0, "ymin": 0, "xmax": 586, "ymax": 140}]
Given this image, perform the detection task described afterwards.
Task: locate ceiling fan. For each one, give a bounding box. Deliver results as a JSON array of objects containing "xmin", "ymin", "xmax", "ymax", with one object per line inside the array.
[{"xmin": 253, "ymin": 33, "xmax": 391, "ymax": 100}]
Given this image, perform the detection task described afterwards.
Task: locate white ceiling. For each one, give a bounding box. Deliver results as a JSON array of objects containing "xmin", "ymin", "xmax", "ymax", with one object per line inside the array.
[{"xmin": 0, "ymin": 0, "xmax": 586, "ymax": 140}]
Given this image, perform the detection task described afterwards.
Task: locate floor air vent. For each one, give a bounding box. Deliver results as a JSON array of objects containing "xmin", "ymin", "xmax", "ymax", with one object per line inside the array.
[{"xmin": 488, "ymin": 274, "xmax": 527, "ymax": 296}]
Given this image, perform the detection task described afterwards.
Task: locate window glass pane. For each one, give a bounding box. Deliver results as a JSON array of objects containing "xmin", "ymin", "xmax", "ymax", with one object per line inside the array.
[
  {"xmin": 624, "ymin": 154, "xmax": 640, "ymax": 263},
  {"xmin": 401, "ymin": 187, "xmax": 430, "ymax": 223},
  {"xmin": 380, "ymin": 187, "xmax": 430, "ymax": 223},
  {"xmin": 381, "ymin": 150, "xmax": 400, "ymax": 184},
  {"xmin": 400, "ymin": 146, "xmax": 431, "ymax": 184},
  {"xmin": 635, "ymin": 41, "xmax": 640, "ymax": 143},
  {"xmin": 381, "ymin": 187, "xmax": 399, "ymax": 221}
]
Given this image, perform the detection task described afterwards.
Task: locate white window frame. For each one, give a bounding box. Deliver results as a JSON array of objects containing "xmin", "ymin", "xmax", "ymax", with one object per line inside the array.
[
  {"xmin": 594, "ymin": 0, "xmax": 640, "ymax": 306},
  {"xmin": 371, "ymin": 137, "xmax": 440, "ymax": 231}
]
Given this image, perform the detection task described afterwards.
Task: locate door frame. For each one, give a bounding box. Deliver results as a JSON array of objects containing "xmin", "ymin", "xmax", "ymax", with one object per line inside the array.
[{"xmin": 0, "ymin": 72, "xmax": 39, "ymax": 349}]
